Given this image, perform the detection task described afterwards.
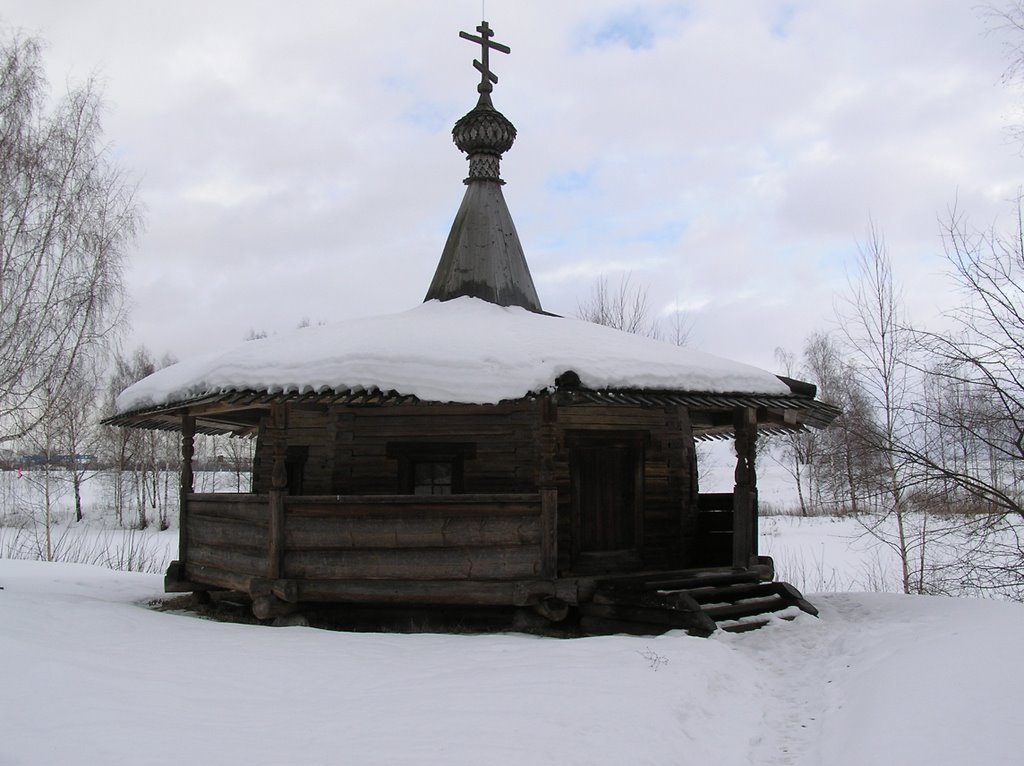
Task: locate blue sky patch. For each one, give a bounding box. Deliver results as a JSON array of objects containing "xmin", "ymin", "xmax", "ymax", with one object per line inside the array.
[
  {"xmin": 577, "ymin": 5, "xmax": 690, "ymax": 51},
  {"xmin": 771, "ymin": 4, "xmax": 799, "ymax": 39},
  {"xmin": 546, "ymin": 166, "xmax": 597, "ymax": 194}
]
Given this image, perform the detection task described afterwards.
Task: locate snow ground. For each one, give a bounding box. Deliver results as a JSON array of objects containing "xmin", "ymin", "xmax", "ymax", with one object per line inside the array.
[{"xmin": 1, "ymin": 559, "xmax": 1022, "ymax": 766}]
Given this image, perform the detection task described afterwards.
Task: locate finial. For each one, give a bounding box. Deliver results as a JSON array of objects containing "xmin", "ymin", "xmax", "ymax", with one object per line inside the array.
[
  {"xmin": 459, "ymin": 21, "xmax": 510, "ymax": 98},
  {"xmin": 452, "ymin": 21, "xmax": 516, "ymax": 183}
]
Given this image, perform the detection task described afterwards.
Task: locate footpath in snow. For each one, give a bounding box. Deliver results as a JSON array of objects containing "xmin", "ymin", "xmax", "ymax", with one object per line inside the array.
[{"xmin": 1, "ymin": 559, "xmax": 1023, "ymax": 765}]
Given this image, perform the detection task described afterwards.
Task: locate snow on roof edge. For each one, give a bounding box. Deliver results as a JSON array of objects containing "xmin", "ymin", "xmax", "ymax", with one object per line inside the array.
[{"xmin": 115, "ymin": 298, "xmax": 792, "ymax": 415}]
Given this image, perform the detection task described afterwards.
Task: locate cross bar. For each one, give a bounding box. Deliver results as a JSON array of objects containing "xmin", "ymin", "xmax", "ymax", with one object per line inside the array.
[{"xmin": 460, "ymin": 21, "xmax": 510, "ymax": 94}]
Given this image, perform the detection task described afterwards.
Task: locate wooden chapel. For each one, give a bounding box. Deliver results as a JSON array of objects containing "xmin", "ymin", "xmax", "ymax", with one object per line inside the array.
[{"xmin": 107, "ymin": 22, "xmax": 838, "ymax": 634}]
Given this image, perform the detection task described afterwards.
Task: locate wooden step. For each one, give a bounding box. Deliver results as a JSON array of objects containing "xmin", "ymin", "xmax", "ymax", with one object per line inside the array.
[
  {"xmin": 701, "ymin": 594, "xmax": 787, "ymax": 622},
  {"xmin": 578, "ymin": 577, "xmax": 817, "ymax": 637},
  {"xmin": 681, "ymin": 581, "xmax": 785, "ymax": 604}
]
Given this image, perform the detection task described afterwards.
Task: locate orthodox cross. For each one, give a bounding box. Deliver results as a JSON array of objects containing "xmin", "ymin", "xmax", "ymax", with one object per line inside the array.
[{"xmin": 459, "ymin": 21, "xmax": 510, "ymax": 94}]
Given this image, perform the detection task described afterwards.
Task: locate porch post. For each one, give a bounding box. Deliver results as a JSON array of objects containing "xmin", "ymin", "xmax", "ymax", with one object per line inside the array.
[
  {"xmin": 732, "ymin": 407, "xmax": 758, "ymax": 568},
  {"xmin": 267, "ymin": 404, "xmax": 287, "ymax": 579},
  {"xmin": 538, "ymin": 393, "xmax": 559, "ymax": 578},
  {"xmin": 179, "ymin": 414, "xmax": 195, "ymax": 565}
]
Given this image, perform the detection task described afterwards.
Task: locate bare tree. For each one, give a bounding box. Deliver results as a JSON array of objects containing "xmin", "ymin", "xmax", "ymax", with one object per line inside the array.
[
  {"xmin": 838, "ymin": 223, "xmax": 923, "ymax": 593},
  {"xmin": 48, "ymin": 361, "xmax": 104, "ymax": 522},
  {"xmin": 988, "ymin": 1, "xmax": 1024, "ymax": 146},
  {"xmin": 101, "ymin": 347, "xmax": 178, "ymax": 529},
  {"xmin": 0, "ymin": 31, "xmax": 139, "ymax": 443},
  {"xmin": 802, "ymin": 330, "xmax": 879, "ymax": 516},
  {"xmin": 909, "ymin": 201, "xmax": 1024, "ymax": 519},
  {"xmin": 577, "ymin": 274, "xmax": 662, "ymax": 338},
  {"xmin": 772, "ymin": 347, "xmax": 819, "ymax": 516}
]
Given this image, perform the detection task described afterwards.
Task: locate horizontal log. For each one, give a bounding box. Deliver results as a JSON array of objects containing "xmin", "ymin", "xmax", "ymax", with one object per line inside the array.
[
  {"xmin": 273, "ymin": 578, "xmax": 556, "ymax": 606},
  {"xmin": 592, "ymin": 585, "xmax": 702, "ymax": 613},
  {"xmin": 188, "ymin": 543, "xmax": 268, "ymax": 578},
  {"xmin": 683, "ymin": 581, "xmax": 783, "ymax": 604},
  {"xmin": 189, "ymin": 497, "xmax": 268, "ymax": 525},
  {"xmin": 701, "ymin": 596, "xmax": 786, "ymax": 622},
  {"xmin": 283, "ymin": 545, "xmax": 542, "ymax": 580},
  {"xmin": 187, "ymin": 516, "xmax": 269, "ymax": 549},
  {"xmin": 285, "ymin": 494, "xmax": 542, "ymax": 518},
  {"xmin": 182, "ymin": 561, "xmax": 256, "ymax": 593},
  {"xmin": 189, "ymin": 493, "xmax": 263, "ymax": 503},
  {"xmin": 286, "ymin": 515, "xmax": 540, "ymax": 549}
]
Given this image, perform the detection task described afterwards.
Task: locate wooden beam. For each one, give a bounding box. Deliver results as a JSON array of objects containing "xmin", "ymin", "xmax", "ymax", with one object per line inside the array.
[
  {"xmin": 271, "ymin": 578, "xmax": 558, "ymax": 606},
  {"xmin": 732, "ymin": 407, "xmax": 758, "ymax": 568},
  {"xmin": 179, "ymin": 415, "xmax": 195, "ymax": 565},
  {"xmin": 267, "ymin": 404, "xmax": 287, "ymax": 579}
]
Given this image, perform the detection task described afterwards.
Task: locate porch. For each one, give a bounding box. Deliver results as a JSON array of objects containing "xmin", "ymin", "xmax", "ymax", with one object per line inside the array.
[{"xmin": 167, "ymin": 487, "xmax": 761, "ymax": 620}]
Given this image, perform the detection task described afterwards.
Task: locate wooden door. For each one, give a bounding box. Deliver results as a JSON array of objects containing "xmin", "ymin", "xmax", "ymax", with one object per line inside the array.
[{"xmin": 570, "ymin": 435, "xmax": 644, "ymax": 572}]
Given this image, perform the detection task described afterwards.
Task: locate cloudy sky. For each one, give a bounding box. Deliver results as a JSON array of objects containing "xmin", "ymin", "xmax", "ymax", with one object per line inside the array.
[{"xmin": 4, "ymin": 1, "xmax": 1022, "ymax": 373}]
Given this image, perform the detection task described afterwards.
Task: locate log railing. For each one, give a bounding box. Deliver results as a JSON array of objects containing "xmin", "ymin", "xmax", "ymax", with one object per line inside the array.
[{"xmin": 182, "ymin": 491, "xmax": 558, "ymax": 590}]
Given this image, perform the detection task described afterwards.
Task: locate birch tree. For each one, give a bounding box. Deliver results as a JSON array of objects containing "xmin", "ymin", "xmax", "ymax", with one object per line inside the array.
[{"xmin": 0, "ymin": 31, "xmax": 139, "ymax": 442}]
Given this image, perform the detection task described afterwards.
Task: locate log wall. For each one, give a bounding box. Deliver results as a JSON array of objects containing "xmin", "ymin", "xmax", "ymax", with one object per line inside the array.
[
  {"xmin": 184, "ymin": 494, "xmax": 269, "ymax": 588},
  {"xmin": 282, "ymin": 494, "xmax": 548, "ymax": 580},
  {"xmin": 252, "ymin": 402, "xmax": 540, "ymax": 495},
  {"xmin": 247, "ymin": 399, "xmax": 699, "ymax": 578}
]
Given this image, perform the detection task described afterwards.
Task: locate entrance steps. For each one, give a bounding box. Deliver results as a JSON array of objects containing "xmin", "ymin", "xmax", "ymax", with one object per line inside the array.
[{"xmin": 578, "ymin": 570, "xmax": 817, "ymax": 637}]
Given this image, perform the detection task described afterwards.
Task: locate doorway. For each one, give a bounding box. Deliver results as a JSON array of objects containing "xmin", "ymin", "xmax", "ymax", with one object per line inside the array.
[{"xmin": 569, "ymin": 432, "xmax": 645, "ymax": 573}]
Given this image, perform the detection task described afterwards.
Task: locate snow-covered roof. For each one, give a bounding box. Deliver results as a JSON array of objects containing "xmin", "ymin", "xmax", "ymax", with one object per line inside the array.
[{"xmin": 116, "ymin": 297, "xmax": 791, "ymax": 414}]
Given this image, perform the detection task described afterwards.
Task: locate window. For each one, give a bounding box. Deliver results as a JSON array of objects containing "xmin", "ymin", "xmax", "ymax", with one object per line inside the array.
[
  {"xmin": 386, "ymin": 442, "xmax": 476, "ymax": 495},
  {"xmin": 413, "ymin": 460, "xmax": 454, "ymax": 495}
]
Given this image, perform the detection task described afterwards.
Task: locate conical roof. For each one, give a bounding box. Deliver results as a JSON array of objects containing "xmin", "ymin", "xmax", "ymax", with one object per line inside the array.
[{"xmin": 424, "ymin": 22, "xmax": 542, "ymax": 313}]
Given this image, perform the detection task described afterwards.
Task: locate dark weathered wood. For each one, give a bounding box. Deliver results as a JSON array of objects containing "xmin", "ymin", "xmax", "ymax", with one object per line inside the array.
[
  {"xmin": 179, "ymin": 415, "xmax": 195, "ymax": 565},
  {"xmin": 189, "ymin": 543, "xmax": 268, "ymax": 578},
  {"xmin": 592, "ymin": 584, "xmax": 703, "ymax": 613},
  {"xmin": 182, "ymin": 561, "xmax": 257, "ymax": 593},
  {"xmin": 579, "ymin": 615, "xmax": 671, "ymax": 637},
  {"xmin": 586, "ymin": 566, "xmax": 760, "ymax": 590},
  {"xmin": 268, "ymin": 405, "xmax": 287, "ymax": 579},
  {"xmin": 273, "ymin": 578, "xmax": 556, "ymax": 606},
  {"xmin": 187, "ymin": 515, "xmax": 269, "ymax": 550},
  {"xmin": 776, "ymin": 581, "xmax": 819, "ymax": 616},
  {"xmin": 579, "ymin": 602, "xmax": 715, "ymax": 636},
  {"xmin": 164, "ymin": 560, "xmax": 204, "ymax": 593},
  {"xmin": 684, "ymin": 581, "xmax": 785, "ymax": 604},
  {"xmin": 701, "ymin": 595, "xmax": 786, "ymax": 622},
  {"xmin": 188, "ymin": 495, "xmax": 268, "ymax": 525},
  {"xmin": 285, "ymin": 515, "xmax": 540, "ymax": 549},
  {"xmin": 285, "ymin": 493, "xmax": 542, "ymax": 518},
  {"xmin": 732, "ymin": 407, "xmax": 758, "ymax": 568},
  {"xmin": 283, "ymin": 544, "xmax": 542, "ymax": 580},
  {"xmin": 532, "ymin": 596, "xmax": 569, "ymax": 622},
  {"xmin": 539, "ymin": 487, "xmax": 557, "ymax": 578}
]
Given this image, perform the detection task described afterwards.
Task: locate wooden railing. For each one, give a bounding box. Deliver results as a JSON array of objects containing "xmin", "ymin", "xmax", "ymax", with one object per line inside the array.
[{"xmin": 183, "ymin": 491, "xmax": 558, "ymax": 587}]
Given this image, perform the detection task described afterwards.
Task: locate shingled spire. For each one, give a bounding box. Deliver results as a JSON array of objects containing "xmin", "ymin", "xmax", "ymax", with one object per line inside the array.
[{"xmin": 424, "ymin": 21, "xmax": 543, "ymax": 313}]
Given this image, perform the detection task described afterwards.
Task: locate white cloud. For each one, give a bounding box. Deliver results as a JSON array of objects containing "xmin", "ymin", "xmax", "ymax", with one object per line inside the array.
[{"xmin": 2, "ymin": 0, "xmax": 1020, "ymax": 373}]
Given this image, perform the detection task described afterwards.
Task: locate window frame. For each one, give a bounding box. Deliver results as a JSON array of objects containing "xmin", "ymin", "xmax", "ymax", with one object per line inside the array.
[{"xmin": 386, "ymin": 442, "xmax": 477, "ymax": 495}]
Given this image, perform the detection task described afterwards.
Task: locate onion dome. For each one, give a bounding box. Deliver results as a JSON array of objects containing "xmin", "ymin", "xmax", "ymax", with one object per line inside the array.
[{"xmin": 453, "ymin": 97, "xmax": 516, "ymax": 182}]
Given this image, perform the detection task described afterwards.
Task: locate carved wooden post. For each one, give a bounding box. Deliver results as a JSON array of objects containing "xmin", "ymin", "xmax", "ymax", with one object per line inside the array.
[
  {"xmin": 732, "ymin": 407, "xmax": 758, "ymax": 568},
  {"xmin": 267, "ymin": 404, "xmax": 287, "ymax": 580},
  {"xmin": 179, "ymin": 414, "xmax": 195, "ymax": 566}
]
